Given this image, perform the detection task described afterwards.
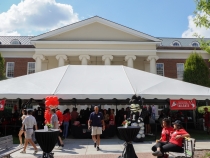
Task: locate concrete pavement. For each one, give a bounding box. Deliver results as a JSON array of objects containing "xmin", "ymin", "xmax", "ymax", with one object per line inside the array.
[{"xmin": 10, "ymin": 138, "xmax": 210, "ymax": 158}]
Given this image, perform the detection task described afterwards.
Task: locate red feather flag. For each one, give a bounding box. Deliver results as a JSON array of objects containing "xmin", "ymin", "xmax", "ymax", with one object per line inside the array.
[{"xmin": 44, "ymin": 96, "xmax": 59, "ymax": 124}]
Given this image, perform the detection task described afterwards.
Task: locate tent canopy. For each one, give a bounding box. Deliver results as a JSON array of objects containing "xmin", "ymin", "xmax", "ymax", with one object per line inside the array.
[{"xmin": 0, "ymin": 65, "xmax": 210, "ymax": 100}]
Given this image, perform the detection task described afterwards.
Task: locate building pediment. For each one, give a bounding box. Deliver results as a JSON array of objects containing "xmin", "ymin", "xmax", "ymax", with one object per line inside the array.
[{"xmin": 30, "ymin": 16, "xmax": 161, "ymax": 43}]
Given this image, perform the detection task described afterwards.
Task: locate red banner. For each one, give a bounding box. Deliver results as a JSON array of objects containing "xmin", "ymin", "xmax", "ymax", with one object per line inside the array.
[
  {"xmin": 0, "ymin": 100, "xmax": 6, "ymax": 111},
  {"xmin": 170, "ymin": 99, "xmax": 196, "ymax": 110}
]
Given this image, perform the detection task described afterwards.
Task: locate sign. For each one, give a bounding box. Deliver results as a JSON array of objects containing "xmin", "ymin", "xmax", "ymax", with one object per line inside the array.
[
  {"xmin": 170, "ymin": 99, "xmax": 196, "ymax": 110},
  {"xmin": 0, "ymin": 100, "xmax": 6, "ymax": 111}
]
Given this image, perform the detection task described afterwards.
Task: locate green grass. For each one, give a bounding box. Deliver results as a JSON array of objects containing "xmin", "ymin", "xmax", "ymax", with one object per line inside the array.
[
  {"xmin": 13, "ymin": 136, "xmax": 20, "ymax": 144},
  {"xmin": 187, "ymin": 129, "xmax": 210, "ymax": 140},
  {"xmin": 204, "ymin": 152, "xmax": 210, "ymax": 158}
]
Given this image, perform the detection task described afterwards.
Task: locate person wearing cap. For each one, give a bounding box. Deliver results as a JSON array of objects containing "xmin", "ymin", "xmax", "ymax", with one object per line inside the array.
[
  {"xmin": 204, "ymin": 107, "xmax": 210, "ymax": 134},
  {"xmin": 152, "ymin": 120, "xmax": 190, "ymax": 157},
  {"xmin": 151, "ymin": 118, "xmax": 174, "ymax": 157}
]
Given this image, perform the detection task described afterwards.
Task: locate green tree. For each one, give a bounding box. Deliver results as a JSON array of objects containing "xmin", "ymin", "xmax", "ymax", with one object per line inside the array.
[
  {"xmin": 183, "ymin": 52, "xmax": 210, "ymax": 87},
  {"xmin": 194, "ymin": 0, "xmax": 210, "ymax": 54},
  {"xmin": 0, "ymin": 53, "xmax": 6, "ymax": 80},
  {"xmin": 194, "ymin": 0, "xmax": 210, "ymax": 28}
]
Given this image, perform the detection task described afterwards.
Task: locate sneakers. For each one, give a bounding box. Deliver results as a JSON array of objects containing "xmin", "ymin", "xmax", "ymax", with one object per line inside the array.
[
  {"xmin": 33, "ymin": 150, "xmax": 38, "ymax": 155},
  {"xmin": 94, "ymin": 142, "xmax": 96, "ymax": 148},
  {"xmin": 20, "ymin": 150, "xmax": 26, "ymax": 154},
  {"xmin": 152, "ymin": 151, "xmax": 162, "ymax": 156},
  {"xmin": 97, "ymin": 146, "xmax": 100, "ymax": 151},
  {"xmin": 57, "ymin": 146, "xmax": 63, "ymax": 150},
  {"xmin": 17, "ymin": 144, "xmax": 23, "ymax": 148}
]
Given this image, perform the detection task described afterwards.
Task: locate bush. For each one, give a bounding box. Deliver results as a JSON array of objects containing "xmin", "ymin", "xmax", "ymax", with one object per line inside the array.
[
  {"xmin": 197, "ymin": 106, "xmax": 210, "ymax": 114},
  {"xmin": 183, "ymin": 52, "xmax": 210, "ymax": 87},
  {"xmin": 0, "ymin": 53, "xmax": 6, "ymax": 80}
]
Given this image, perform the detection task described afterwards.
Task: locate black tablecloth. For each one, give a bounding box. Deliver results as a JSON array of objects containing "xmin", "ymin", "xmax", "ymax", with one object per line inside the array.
[
  {"xmin": 117, "ymin": 126, "xmax": 140, "ymax": 158},
  {"xmin": 35, "ymin": 129, "xmax": 59, "ymax": 154}
]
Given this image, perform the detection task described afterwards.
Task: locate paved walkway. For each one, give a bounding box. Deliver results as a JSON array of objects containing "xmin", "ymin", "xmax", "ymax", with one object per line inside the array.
[{"xmin": 10, "ymin": 138, "xmax": 210, "ymax": 158}]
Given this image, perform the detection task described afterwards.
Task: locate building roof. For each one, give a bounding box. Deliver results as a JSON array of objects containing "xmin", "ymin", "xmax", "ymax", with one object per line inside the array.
[
  {"xmin": 159, "ymin": 37, "xmax": 210, "ymax": 47},
  {"xmin": 0, "ymin": 36, "xmax": 33, "ymax": 45},
  {"xmin": 30, "ymin": 16, "xmax": 161, "ymax": 42},
  {"xmin": 0, "ymin": 36, "xmax": 209, "ymax": 48}
]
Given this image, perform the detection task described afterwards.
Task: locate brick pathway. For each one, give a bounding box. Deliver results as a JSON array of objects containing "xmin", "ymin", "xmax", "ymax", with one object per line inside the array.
[
  {"xmin": 13, "ymin": 153, "xmax": 153, "ymax": 158},
  {"xmin": 53, "ymin": 153, "xmax": 153, "ymax": 158}
]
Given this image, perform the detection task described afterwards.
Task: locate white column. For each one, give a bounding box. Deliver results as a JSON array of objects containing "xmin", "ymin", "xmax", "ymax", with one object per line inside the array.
[
  {"xmin": 102, "ymin": 55, "xmax": 113, "ymax": 65},
  {"xmin": 79, "ymin": 55, "xmax": 90, "ymax": 65},
  {"xmin": 33, "ymin": 54, "xmax": 45, "ymax": 72},
  {"xmin": 56, "ymin": 55, "xmax": 67, "ymax": 67},
  {"xmin": 147, "ymin": 55, "xmax": 159, "ymax": 74},
  {"xmin": 125, "ymin": 55, "xmax": 136, "ymax": 68}
]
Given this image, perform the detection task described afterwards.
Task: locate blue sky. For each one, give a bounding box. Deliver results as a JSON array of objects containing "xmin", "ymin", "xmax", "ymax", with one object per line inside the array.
[{"xmin": 0, "ymin": 0, "xmax": 208, "ymax": 37}]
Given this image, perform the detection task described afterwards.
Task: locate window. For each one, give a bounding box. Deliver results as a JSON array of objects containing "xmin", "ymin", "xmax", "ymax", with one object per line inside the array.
[
  {"xmin": 156, "ymin": 63, "xmax": 164, "ymax": 76},
  {"xmin": 6, "ymin": 62, "xmax": 15, "ymax": 78},
  {"xmin": 172, "ymin": 41, "xmax": 181, "ymax": 46},
  {"xmin": 192, "ymin": 42, "xmax": 199, "ymax": 47},
  {"xmin": 10, "ymin": 39, "xmax": 21, "ymax": 45},
  {"xmin": 177, "ymin": 63, "xmax": 184, "ymax": 80},
  {"xmin": 27, "ymin": 62, "xmax": 35, "ymax": 74}
]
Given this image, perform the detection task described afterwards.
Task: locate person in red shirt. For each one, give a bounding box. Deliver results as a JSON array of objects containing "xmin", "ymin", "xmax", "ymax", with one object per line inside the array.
[
  {"xmin": 152, "ymin": 120, "xmax": 190, "ymax": 157},
  {"xmin": 152, "ymin": 118, "xmax": 174, "ymax": 156},
  {"xmin": 63, "ymin": 109, "xmax": 71, "ymax": 139},
  {"xmin": 203, "ymin": 107, "xmax": 210, "ymax": 134}
]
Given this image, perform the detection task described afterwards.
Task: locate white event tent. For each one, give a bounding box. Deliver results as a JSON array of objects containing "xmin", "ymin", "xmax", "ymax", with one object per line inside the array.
[{"xmin": 0, "ymin": 65, "xmax": 210, "ymax": 100}]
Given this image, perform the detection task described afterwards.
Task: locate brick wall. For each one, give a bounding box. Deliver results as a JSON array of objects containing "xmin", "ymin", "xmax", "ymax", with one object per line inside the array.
[
  {"xmin": 4, "ymin": 58, "xmax": 35, "ymax": 77},
  {"xmin": 157, "ymin": 59, "xmax": 210, "ymax": 78}
]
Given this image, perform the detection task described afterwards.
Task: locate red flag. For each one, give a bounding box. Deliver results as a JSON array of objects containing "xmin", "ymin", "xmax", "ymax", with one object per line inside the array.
[
  {"xmin": 0, "ymin": 100, "xmax": 6, "ymax": 111},
  {"xmin": 170, "ymin": 99, "xmax": 196, "ymax": 110}
]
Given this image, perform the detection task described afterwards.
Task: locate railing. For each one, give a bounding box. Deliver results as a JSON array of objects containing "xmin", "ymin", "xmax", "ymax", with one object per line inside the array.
[{"xmin": 0, "ymin": 125, "xmax": 21, "ymax": 137}]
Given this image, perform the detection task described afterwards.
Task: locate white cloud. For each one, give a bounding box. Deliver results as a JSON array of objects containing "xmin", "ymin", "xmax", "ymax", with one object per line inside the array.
[
  {"xmin": 182, "ymin": 14, "xmax": 210, "ymax": 38},
  {"xmin": 0, "ymin": 0, "xmax": 79, "ymax": 36},
  {"xmin": 0, "ymin": 31, "xmax": 20, "ymax": 36}
]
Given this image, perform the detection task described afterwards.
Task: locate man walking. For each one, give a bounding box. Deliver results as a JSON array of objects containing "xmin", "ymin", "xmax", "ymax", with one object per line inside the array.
[
  {"xmin": 88, "ymin": 106, "xmax": 105, "ymax": 151},
  {"xmin": 20, "ymin": 110, "xmax": 38, "ymax": 154}
]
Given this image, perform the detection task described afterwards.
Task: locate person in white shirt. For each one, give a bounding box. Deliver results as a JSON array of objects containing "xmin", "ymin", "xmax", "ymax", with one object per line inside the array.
[
  {"xmin": 17, "ymin": 109, "xmax": 27, "ymax": 148},
  {"xmin": 50, "ymin": 109, "xmax": 64, "ymax": 149},
  {"xmin": 20, "ymin": 110, "xmax": 38, "ymax": 155}
]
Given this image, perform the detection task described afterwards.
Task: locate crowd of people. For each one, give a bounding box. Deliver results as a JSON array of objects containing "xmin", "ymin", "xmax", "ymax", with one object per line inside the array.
[{"xmin": 0, "ymin": 105, "xmax": 210, "ymax": 156}]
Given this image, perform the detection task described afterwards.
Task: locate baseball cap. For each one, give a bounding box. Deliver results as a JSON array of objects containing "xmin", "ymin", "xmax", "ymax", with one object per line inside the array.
[{"xmin": 172, "ymin": 120, "xmax": 182, "ymax": 126}]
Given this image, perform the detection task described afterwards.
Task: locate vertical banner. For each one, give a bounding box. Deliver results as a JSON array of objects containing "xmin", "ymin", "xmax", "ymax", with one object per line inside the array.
[
  {"xmin": 170, "ymin": 99, "xmax": 196, "ymax": 110},
  {"xmin": 0, "ymin": 99, "xmax": 6, "ymax": 111}
]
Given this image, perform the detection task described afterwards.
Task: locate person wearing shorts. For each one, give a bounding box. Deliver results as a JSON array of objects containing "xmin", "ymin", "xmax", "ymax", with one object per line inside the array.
[
  {"xmin": 17, "ymin": 109, "xmax": 27, "ymax": 148},
  {"xmin": 88, "ymin": 106, "xmax": 105, "ymax": 151},
  {"xmin": 20, "ymin": 110, "xmax": 38, "ymax": 155}
]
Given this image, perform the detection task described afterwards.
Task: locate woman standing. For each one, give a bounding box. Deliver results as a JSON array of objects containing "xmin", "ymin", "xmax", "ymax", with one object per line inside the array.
[
  {"xmin": 152, "ymin": 120, "xmax": 190, "ymax": 157},
  {"xmin": 109, "ymin": 109, "xmax": 115, "ymax": 125},
  {"xmin": 103, "ymin": 109, "xmax": 110, "ymax": 125},
  {"xmin": 17, "ymin": 109, "xmax": 27, "ymax": 148},
  {"xmin": 151, "ymin": 118, "xmax": 174, "ymax": 157},
  {"xmin": 63, "ymin": 109, "xmax": 71, "ymax": 139}
]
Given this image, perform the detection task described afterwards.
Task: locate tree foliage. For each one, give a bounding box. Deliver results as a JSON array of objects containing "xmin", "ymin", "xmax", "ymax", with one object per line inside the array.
[
  {"xmin": 194, "ymin": 0, "xmax": 210, "ymax": 28},
  {"xmin": 183, "ymin": 52, "xmax": 210, "ymax": 87},
  {"xmin": 194, "ymin": 0, "xmax": 210, "ymax": 54},
  {"xmin": 0, "ymin": 53, "xmax": 6, "ymax": 80}
]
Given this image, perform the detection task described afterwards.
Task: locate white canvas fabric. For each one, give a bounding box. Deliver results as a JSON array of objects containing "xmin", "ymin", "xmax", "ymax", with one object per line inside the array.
[{"xmin": 0, "ymin": 65, "xmax": 209, "ymax": 100}]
